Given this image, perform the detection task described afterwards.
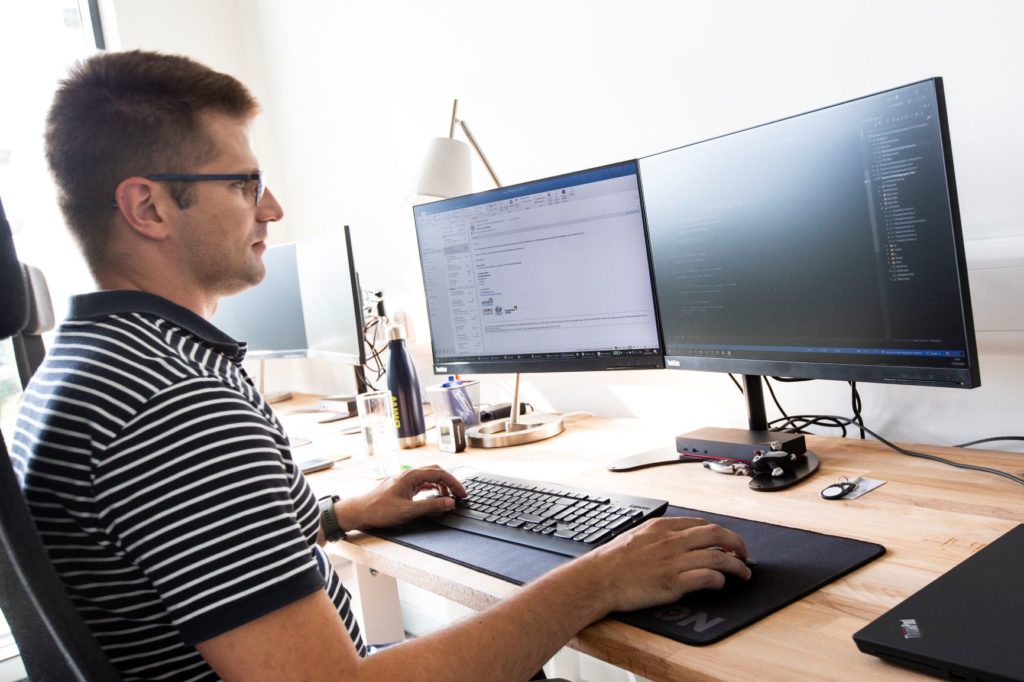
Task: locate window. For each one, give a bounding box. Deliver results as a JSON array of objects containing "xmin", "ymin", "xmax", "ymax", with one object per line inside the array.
[
  {"xmin": 0, "ymin": 1, "xmax": 101, "ymax": 667},
  {"xmin": 0, "ymin": 2, "xmax": 100, "ymax": 319}
]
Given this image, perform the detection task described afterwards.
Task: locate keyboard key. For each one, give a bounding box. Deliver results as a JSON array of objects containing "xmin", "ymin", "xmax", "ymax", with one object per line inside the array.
[
  {"xmin": 584, "ymin": 529, "xmax": 614, "ymax": 544},
  {"xmin": 605, "ymin": 516, "xmax": 633, "ymax": 532},
  {"xmin": 452, "ymin": 508, "xmax": 490, "ymax": 522}
]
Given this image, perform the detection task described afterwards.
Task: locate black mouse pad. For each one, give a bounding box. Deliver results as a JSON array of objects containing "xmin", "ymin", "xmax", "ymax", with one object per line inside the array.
[{"xmin": 366, "ymin": 506, "xmax": 884, "ymax": 645}]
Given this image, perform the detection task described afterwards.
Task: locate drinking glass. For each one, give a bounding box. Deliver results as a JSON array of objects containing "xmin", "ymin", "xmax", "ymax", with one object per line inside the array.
[{"xmin": 356, "ymin": 390, "xmax": 399, "ymax": 478}]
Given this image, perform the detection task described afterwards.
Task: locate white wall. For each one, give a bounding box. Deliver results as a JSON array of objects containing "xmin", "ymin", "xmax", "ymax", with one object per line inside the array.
[{"xmin": 111, "ymin": 0, "xmax": 1024, "ymax": 451}]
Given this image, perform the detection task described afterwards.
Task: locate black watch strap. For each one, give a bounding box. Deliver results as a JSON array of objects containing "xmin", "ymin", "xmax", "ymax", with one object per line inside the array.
[{"xmin": 318, "ymin": 495, "xmax": 346, "ymax": 542}]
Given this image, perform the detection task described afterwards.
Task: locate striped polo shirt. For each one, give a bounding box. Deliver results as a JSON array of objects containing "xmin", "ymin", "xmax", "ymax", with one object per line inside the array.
[{"xmin": 10, "ymin": 290, "xmax": 365, "ymax": 681}]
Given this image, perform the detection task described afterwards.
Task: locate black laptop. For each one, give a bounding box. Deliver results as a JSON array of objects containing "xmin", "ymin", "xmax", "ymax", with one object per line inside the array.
[{"xmin": 854, "ymin": 524, "xmax": 1024, "ymax": 681}]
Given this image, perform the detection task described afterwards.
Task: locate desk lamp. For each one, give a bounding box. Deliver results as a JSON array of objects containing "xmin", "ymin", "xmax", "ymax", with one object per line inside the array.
[
  {"xmin": 415, "ymin": 100, "xmax": 563, "ymax": 448},
  {"xmin": 416, "ymin": 99, "xmax": 501, "ymax": 199}
]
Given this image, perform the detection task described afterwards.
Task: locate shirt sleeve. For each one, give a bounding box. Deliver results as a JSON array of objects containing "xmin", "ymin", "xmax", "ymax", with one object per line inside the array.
[{"xmin": 93, "ymin": 377, "xmax": 325, "ymax": 644}]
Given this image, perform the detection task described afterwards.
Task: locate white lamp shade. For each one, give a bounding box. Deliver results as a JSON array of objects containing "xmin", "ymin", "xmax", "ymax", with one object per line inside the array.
[{"xmin": 415, "ymin": 137, "xmax": 473, "ymax": 199}]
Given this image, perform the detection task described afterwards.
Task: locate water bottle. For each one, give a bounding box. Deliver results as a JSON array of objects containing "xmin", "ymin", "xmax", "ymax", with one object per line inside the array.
[{"xmin": 386, "ymin": 322, "xmax": 426, "ymax": 448}]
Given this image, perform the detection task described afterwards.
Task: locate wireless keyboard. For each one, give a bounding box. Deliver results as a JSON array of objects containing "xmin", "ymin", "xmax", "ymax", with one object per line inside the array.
[{"xmin": 428, "ymin": 470, "xmax": 669, "ymax": 558}]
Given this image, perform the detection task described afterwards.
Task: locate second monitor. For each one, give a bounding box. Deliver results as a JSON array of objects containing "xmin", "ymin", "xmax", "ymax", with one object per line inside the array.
[
  {"xmin": 213, "ymin": 226, "xmax": 366, "ymax": 402},
  {"xmin": 413, "ymin": 161, "xmax": 663, "ymax": 445}
]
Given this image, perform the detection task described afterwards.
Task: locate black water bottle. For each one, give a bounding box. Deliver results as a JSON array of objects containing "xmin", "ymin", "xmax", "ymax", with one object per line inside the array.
[{"xmin": 386, "ymin": 322, "xmax": 426, "ymax": 448}]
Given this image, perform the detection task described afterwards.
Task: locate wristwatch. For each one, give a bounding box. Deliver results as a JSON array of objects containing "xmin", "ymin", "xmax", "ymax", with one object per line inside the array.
[{"xmin": 318, "ymin": 495, "xmax": 346, "ymax": 542}]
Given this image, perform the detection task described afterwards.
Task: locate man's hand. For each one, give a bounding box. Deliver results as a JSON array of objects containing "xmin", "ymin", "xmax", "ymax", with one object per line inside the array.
[
  {"xmin": 334, "ymin": 465, "xmax": 468, "ymax": 533},
  {"xmin": 579, "ymin": 516, "xmax": 752, "ymax": 614}
]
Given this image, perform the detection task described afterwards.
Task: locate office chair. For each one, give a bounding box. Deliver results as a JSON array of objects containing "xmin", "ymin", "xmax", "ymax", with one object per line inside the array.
[
  {"xmin": 12, "ymin": 262, "xmax": 54, "ymax": 389},
  {"xmin": 0, "ymin": 194, "xmax": 122, "ymax": 680}
]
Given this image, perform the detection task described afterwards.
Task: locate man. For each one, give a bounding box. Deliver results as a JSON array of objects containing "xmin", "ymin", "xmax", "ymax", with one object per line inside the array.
[{"xmin": 12, "ymin": 50, "xmax": 750, "ymax": 681}]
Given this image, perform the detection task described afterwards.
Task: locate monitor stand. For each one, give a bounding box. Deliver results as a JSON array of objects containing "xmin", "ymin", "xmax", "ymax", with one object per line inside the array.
[
  {"xmin": 466, "ymin": 373, "xmax": 563, "ymax": 448},
  {"xmin": 606, "ymin": 375, "xmax": 819, "ymax": 491},
  {"xmin": 257, "ymin": 359, "xmax": 293, "ymax": 404}
]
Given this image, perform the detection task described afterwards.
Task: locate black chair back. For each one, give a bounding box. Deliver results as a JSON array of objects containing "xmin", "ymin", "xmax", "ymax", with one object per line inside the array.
[
  {"xmin": 12, "ymin": 263, "xmax": 53, "ymax": 389},
  {"xmin": 0, "ymin": 197, "xmax": 27, "ymax": 338},
  {"xmin": 0, "ymin": 194, "xmax": 122, "ymax": 680}
]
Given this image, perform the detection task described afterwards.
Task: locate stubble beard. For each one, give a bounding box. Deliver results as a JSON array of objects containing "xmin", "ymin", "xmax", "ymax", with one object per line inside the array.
[{"xmin": 190, "ymin": 238, "xmax": 267, "ymax": 299}]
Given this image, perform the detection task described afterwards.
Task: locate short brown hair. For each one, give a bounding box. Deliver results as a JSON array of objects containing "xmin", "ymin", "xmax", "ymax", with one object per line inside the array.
[{"xmin": 45, "ymin": 50, "xmax": 259, "ymax": 269}]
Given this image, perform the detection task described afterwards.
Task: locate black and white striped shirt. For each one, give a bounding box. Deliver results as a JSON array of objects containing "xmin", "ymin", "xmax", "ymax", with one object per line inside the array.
[{"xmin": 11, "ymin": 290, "xmax": 365, "ymax": 681}]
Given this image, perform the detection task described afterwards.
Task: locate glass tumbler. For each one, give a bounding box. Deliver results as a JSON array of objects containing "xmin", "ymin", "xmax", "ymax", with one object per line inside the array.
[{"xmin": 356, "ymin": 390, "xmax": 399, "ymax": 478}]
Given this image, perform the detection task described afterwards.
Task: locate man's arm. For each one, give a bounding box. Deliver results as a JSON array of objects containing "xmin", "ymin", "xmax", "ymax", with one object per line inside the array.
[{"xmin": 198, "ymin": 516, "xmax": 750, "ymax": 682}]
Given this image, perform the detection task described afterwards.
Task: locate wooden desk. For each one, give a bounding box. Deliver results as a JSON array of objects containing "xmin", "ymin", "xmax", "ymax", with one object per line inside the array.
[{"xmin": 279, "ymin": 397, "xmax": 1024, "ymax": 681}]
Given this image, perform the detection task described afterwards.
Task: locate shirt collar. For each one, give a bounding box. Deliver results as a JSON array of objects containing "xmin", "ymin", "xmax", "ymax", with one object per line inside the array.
[{"xmin": 67, "ymin": 290, "xmax": 245, "ymax": 360}]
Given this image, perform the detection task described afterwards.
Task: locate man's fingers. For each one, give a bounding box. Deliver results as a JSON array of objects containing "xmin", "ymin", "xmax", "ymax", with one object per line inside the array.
[
  {"xmin": 637, "ymin": 517, "xmax": 748, "ymax": 559},
  {"xmin": 670, "ymin": 549, "xmax": 751, "ymax": 598},
  {"xmin": 674, "ymin": 567, "xmax": 726, "ymax": 594},
  {"xmin": 643, "ymin": 516, "xmax": 713, "ymax": 533},
  {"xmin": 410, "ymin": 495, "xmax": 455, "ymax": 516},
  {"xmin": 401, "ymin": 465, "xmax": 467, "ymax": 498},
  {"xmin": 671, "ymin": 522, "xmax": 749, "ymax": 561},
  {"xmin": 688, "ymin": 547, "xmax": 752, "ymax": 579}
]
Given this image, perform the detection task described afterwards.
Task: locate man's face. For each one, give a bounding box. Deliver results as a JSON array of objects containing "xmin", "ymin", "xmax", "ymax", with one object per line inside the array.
[{"xmin": 172, "ymin": 112, "xmax": 284, "ymax": 300}]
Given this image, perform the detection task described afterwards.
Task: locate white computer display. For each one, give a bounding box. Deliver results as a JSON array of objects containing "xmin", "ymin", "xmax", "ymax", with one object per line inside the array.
[
  {"xmin": 413, "ymin": 161, "xmax": 662, "ymax": 373},
  {"xmin": 212, "ymin": 242, "xmax": 308, "ymax": 358},
  {"xmin": 212, "ymin": 228, "xmax": 363, "ymax": 364}
]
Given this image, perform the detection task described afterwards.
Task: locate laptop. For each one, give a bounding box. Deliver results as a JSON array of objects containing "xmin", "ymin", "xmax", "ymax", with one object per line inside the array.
[{"xmin": 854, "ymin": 524, "xmax": 1024, "ymax": 681}]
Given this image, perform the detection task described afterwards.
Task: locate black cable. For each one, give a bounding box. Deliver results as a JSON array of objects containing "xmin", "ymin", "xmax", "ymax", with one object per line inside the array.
[
  {"xmin": 849, "ymin": 381, "xmax": 866, "ymax": 439},
  {"xmin": 763, "ymin": 378, "xmax": 801, "ymax": 432},
  {"xmin": 361, "ymin": 312, "xmax": 388, "ymax": 388},
  {"xmin": 356, "ymin": 363, "xmax": 377, "ymax": 392},
  {"xmin": 727, "ymin": 377, "xmax": 1016, "ymax": 482},
  {"xmin": 954, "ymin": 436, "xmax": 1024, "ymax": 449},
  {"xmin": 770, "ymin": 414, "xmax": 849, "ymax": 437},
  {"xmin": 734, "ymin": 375, "xmax": 868, "ymax": 439},
  {"xmin": 760, "ymin": 378, "xmax": 850, "ymax": 437},
  {"xmin": 778, "ymin": 414, "xmax": 1024, "ymax": 487}
]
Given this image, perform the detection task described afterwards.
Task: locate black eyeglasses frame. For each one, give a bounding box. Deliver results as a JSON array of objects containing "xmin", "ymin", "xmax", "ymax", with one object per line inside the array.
[{"xmin": 110, "ymin": 171, "xmax": 265, "ymax": 209}]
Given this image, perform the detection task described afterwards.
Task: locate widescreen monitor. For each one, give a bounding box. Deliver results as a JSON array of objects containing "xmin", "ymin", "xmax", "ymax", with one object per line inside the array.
[
  {"xmin": 213, "ymin": 226, "xmax": 365, "ymax": 366},
  {"xmin": 641, "ymin": 78, "xmax": 978, "ymax": 394},
  {"xmin": 632, "ymin": 78, "xmax": 979, "ymax": 484},
  {"xmin": 413, "ymin": 160, "xmax": 663, "ymax": 376}
]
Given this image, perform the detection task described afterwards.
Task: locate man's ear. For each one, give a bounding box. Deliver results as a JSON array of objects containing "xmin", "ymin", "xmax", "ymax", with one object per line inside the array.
[{"xmin": 113, "ymin": 177, "xmax": 171, "ymax": 240}]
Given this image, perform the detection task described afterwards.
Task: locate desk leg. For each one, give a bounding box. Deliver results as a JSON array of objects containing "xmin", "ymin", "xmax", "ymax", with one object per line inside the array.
[{"xmin": 352, "ymin": 564, "xmax": 405, "ymax": 645}]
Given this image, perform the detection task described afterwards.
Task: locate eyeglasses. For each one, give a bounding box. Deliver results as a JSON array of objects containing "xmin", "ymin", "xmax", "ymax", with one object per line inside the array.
[
  {"xmin": 146, "ymin": 172, "xmax": 265, "ymax": 206},
  {"xmin": 111, "ymin": 171, "xmax": 266, "ymax": 209}
]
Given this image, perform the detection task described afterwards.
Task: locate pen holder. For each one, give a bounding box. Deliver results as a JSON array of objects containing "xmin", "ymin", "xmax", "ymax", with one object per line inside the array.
[{"xmin": 426, "ymin": 380, "xmax": 480, "ymax": 427}]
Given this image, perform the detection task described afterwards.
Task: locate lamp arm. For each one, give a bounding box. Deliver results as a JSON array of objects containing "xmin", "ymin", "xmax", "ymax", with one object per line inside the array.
[
  {"xmin": 448, "ymin": 99, "xmax": 459, "ymax": 139},
  {"xmin": 458, "ymin": 119, "xmax": 502, "ymax": 188}
]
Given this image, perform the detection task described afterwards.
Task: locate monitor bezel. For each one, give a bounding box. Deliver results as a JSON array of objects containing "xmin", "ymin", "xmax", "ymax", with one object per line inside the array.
[
  {"xmin": 291, "ymin": 226, "xmax": 366, "ymax": 368},
  {"xmin": 414, "ymin": 159, "xmax": 665, "ymax": 375},
  {"xmin": 343, "ymin": 224, "xmax": 368, "ymax": 367},
  {"xmin": 641, "ymin": 77, "xmax": 980, "ymax": 389}
]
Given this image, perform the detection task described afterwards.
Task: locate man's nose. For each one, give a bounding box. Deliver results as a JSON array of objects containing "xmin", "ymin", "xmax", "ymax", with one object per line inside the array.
[{"xmin": 258, "ymin": 187, "xmax": 284, "ymax": 222}]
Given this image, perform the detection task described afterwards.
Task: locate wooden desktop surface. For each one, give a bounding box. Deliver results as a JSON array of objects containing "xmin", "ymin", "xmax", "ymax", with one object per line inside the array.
[{"xmin": 278, "ymin": 396, "xmax": 1023, "ymax": 681}]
